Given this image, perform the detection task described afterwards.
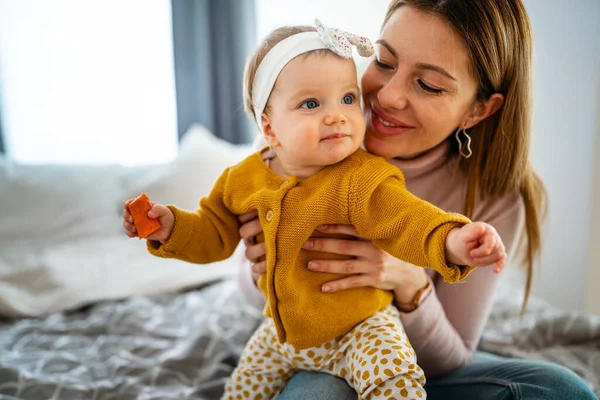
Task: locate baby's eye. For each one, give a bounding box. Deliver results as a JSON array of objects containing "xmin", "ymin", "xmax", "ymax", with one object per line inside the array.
[
  {"xmin": 342, "ymin": 94, "xmax": 354, "ymax": 105},
  {"xmin": 300, "ymin": 99, "xmax": 319, "ymax": 109}
]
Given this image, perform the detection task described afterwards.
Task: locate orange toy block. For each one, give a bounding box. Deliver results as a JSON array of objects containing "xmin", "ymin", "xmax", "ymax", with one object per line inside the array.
[{"xmin": 127, "ymin": 192, "xmax": 161, "ymax": 239}]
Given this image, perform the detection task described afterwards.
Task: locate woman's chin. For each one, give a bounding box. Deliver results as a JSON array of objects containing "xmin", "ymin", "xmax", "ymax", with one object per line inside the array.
[
  {"xmin": 364, "ymin": 133, "xmax": 425, "ymax": 159},
  {"xmin": 364, "ymin": 135, "xmax": 397, "ymax": 159}
]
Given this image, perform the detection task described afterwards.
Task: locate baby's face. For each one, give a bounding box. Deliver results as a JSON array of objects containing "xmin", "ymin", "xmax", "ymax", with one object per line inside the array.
[{"xmin": 265, "ymin": 52, "xmax": 366, "ymax": 167}]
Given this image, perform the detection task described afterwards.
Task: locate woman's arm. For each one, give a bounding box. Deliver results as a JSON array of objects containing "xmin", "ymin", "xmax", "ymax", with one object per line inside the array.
[
  {"xmin": 237, "ymin": 209, "xmax": 267, "ymax": 311},
  {"xmin": 238, "ymin": 256, "xmax": 267, "ymax": 310},
  {"xmin": 237, "ymin": 135, "xmax": 271, "ymax": 309}
]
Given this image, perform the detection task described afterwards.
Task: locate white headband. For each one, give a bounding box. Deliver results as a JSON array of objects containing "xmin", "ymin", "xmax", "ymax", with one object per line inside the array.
[
  {"xmin": 251, "ymin": 19, "xmax": 374, "ymax": 132},
  {"xmin": 252, "ymin": 32, "xmax": 326, "ymax": 129}
]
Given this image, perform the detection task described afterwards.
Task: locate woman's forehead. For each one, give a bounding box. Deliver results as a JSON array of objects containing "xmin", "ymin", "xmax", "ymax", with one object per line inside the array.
[{"xmin": 381, "ymin": 6, "xmax": 471, "ymax": 74}]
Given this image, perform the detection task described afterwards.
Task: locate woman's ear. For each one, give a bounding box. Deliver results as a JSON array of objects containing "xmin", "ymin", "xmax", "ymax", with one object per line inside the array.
[
  {"xmin": 261, "ymin": 113, "xmax": 280, "ymax": 147},
  {"xmin": 464, "ymin": 93, "xmax": 504, "ymax": 129}
]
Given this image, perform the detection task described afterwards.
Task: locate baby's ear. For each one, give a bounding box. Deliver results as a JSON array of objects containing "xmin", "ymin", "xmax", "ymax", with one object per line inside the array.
[{"xmin": 261, "ymin": 113, "xmax": 280, "ymax": 147}]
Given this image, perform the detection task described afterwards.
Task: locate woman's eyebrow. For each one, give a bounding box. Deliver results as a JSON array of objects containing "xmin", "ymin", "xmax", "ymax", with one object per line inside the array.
[
  {"xmin": 375, "ymin": 39, "xmax": 397, "ymax": 57},
  {"xmin": 376, "ymin": 39, "xmax": 457, "ymax": 82},
  {"xmin": 416, "ymin": 63, "xmax": 457, "ymax": 82}
]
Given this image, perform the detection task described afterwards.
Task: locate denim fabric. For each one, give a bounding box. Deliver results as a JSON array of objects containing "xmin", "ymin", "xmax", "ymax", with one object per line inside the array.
[{"xmin": 276, "ymin": 351, "xmax": 598, "ymax": 400}]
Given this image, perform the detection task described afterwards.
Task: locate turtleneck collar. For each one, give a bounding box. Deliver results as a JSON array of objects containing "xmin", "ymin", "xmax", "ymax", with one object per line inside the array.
[{"xmin": 387, "ymin": 140, "xmax": 453, "ymax": 181}]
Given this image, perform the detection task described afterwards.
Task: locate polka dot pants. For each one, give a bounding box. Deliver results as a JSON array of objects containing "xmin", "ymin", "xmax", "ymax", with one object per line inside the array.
[{"xmin": 223, "ymin": 305, "xmax": 426, "ymax": 400}]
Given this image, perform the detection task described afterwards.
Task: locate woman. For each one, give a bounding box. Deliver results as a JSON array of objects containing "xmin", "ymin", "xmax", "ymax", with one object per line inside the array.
[{"xmin": 238, "ymin": 0, "xmax": 597, "ymax": 399}]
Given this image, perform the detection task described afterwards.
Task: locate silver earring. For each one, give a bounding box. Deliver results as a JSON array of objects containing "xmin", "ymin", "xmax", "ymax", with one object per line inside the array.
[{"xmin": 455, "ymin": 127, "xmax": 472, "ymax": 159}]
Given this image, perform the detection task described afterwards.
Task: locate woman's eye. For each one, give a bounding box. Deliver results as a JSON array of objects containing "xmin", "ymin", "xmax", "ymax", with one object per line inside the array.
[
  {"xmin": 375, "ymin": 58, "xmax": 393, "ymax": 70},
  {"xmin": 300, "ymin": 99, "xmax": 319, "ymax": 109},
  {"xmin": 342, "ymin": 94, "xmax": 354, "ymax": 104},
  {"xmin": 418, "ymin": 80, "xmax": 443, "ymax": 95}
]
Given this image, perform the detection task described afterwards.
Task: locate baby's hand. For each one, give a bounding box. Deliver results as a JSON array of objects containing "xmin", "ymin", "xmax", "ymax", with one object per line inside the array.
[
  {"xmin": 445, "ymin": 222, "xmax": 506, "ymax": 273},
  {"xmin": 122, "ymin": 199, "xmax": 175, "ymax": 243}
]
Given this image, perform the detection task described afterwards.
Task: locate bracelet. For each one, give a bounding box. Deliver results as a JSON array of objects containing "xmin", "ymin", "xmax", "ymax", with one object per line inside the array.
[{"xmin": 397, "ymin": 281, "xmax": 432, "ymax": 313}]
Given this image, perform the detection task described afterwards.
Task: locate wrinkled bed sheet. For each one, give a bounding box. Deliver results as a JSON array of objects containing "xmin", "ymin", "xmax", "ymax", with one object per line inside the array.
[
  {"xmin": 0, "ymin": 280, "xmax": 261, "ymax": 400},
  {"xmin": 0, "ymin": 279, "xmax": 598, "ymax": 399}
]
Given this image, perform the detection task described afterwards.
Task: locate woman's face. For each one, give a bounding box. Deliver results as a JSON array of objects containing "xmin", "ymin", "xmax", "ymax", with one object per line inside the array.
[{"xmin": 361, "ymin": 5, "xmax": 480, "ymax": 159}]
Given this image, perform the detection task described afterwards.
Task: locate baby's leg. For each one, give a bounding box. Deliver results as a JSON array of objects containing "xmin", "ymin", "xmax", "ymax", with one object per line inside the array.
[
  {"xmin": 222, "ymin": 319, "xmax": 294, "ymax": 400},
  {"xmin": 331, "ymin": 306, "xmax": 426, "ymax": 399}
]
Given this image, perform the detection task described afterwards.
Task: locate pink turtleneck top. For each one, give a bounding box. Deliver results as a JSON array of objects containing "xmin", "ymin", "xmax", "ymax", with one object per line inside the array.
[{"xmin": 238, "ymin": 139, "xmax": 524, "ymax": 378}]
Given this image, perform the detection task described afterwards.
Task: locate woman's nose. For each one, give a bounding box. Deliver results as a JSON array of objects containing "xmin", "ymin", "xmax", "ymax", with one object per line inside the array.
[{"xmin": 377, "ymin": 75, "xmax": 409, "ymax": 110}]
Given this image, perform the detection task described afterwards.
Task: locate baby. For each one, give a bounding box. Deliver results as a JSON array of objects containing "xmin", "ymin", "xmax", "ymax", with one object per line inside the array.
[{"xmin": 123, "ymin": 20, "xmax": 506, "ymax": 400}]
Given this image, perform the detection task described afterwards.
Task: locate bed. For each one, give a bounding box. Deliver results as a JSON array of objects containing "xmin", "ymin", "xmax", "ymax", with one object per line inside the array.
[{"xmin": 0, "ymin": 126, "xmax": 598, "ymax": 399}]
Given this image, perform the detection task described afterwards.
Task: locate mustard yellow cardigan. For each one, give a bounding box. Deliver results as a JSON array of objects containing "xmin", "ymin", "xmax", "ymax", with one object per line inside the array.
[{"xmin": 148, "ymin": 148, "xmax": 473, "ymax": 349}]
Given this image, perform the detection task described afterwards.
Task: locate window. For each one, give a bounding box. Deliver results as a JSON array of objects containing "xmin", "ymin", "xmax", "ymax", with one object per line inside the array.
[{"xmin": 0, "ymin": 0, "xmax": 178, "ymax": 165}]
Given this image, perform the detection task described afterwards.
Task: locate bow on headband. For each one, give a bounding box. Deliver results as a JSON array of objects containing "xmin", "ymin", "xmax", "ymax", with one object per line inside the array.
[{"xmin": 315, "ymin": 18, "xmax": 374, "ymax": 58}]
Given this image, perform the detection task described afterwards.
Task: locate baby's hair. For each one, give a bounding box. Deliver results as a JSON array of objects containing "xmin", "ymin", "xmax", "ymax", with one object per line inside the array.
[{"xmin": 243, "ymin": 25, "xmax": 330, "ymax": 121}]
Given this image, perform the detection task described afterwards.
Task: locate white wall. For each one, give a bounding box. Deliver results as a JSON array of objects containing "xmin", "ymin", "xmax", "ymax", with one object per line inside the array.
[
  {"xmin": 525, "ymin": 0, "xmax": 600, "ymax": 312},
  {"xmin": 256, "ymin": 0, "xmax": 389, "ymax": 48},
  {"xmin": 587, "ymin": 70, "xmax": 600, "ymax": 316},
  {"xmin": 255, "ymin": 0, "xmax": 600, "ymax": 312}
]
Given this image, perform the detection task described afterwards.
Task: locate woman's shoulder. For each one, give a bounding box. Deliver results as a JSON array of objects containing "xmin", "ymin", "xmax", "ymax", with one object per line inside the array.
[
  {"xmin": 397, "ymin": 153, "xmax": 523, "ymax": 219},
  {"xmin": 392, "ymin": 151, "xmax": 525, "ymax": 251},
  {"xmin": 448, "ymin": 156, "xmax": 526, "ymax": 255},
  {"xmin": 472, "ymin": 186, "xmax": 524, "ymax": 225},
  {"xmin": 446, "ymin": 155, "xmax": 525, "ymax": 243}
]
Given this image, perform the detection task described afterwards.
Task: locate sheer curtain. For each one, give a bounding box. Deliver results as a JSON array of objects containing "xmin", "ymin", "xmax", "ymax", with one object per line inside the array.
[{"xmin": 171, "ymin": 0, "xmax": 256, "ymax": 144}]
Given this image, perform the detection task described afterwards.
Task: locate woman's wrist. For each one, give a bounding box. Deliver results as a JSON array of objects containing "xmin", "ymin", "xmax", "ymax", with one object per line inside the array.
[
  {"xmin": 396, "ymin": 279, "xmax": 432, "ymax": 313},
  {"xmin": 393, "ymin": 268, "xmax": 429, "ymax": 305}
]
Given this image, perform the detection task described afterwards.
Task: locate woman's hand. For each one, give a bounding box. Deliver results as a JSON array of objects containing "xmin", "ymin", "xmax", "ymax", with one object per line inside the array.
[
  {"xmin": 239, "ymin": 211, "xmax": 266, "ymax": 284},
  {"xmin": 303, "ymin": 224, "xmax": 429, "ymax": 305}
]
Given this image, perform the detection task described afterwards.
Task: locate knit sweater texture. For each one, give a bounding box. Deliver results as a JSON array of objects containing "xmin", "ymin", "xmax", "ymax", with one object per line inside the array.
[{"xmin": 148, "ymin": 148, "xmax": 472, "ymax": 349}]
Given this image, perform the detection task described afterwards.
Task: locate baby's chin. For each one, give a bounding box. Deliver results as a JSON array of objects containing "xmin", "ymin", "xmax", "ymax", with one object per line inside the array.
[{"xmin": 322, "ymin": 143, "xmax": 361, "ymax": 165}]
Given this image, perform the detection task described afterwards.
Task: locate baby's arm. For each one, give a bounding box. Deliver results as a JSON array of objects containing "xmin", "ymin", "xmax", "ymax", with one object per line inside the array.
[
  {"xmin": 147, "ymin": 168, "xmax": 241, "ymax": 264},
  {"xmin": 349, "ymin": 161, "xmax": 475, "ymax": 283}
]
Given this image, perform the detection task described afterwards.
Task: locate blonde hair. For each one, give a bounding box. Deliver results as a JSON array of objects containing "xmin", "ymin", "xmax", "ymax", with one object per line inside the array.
[
  {"xmin": 383, "ymin": 0, "xmax": 547, "ymax": 313},
  {"xmin": 243, "ymin": 25, "xmax": 319, "ymax": 121}
]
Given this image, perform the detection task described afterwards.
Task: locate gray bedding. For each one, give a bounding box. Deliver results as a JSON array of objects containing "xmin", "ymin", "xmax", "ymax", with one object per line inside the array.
[
  {"xmin": 0, "ymin": 279, "xmax": 598, "ymax": 399},
  {"xmin": 0, "ymin": 280, "xmax": 261, "ymax": 400},
  {"xmin": 480, "ymin": 291, "xmax": 600, "ymax": 396}
]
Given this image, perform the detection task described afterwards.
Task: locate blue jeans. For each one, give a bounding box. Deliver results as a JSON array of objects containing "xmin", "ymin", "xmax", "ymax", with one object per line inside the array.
[{"xmin": 276, "ymin": 351, "xmax": 598, "ymax": 400}]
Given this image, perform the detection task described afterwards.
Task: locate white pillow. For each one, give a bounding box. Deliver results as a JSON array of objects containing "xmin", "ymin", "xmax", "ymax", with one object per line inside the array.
[
  {"xmin": 0, "ymin": 126, "xmax": 255, "ymax": 317},
  {"xmin": 127, "ymin": 124, "xmax": 254, "ymax": 210},
  {"xmin": 0, "ymin": 163, "xmax": 125, "ymax": 240}
]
